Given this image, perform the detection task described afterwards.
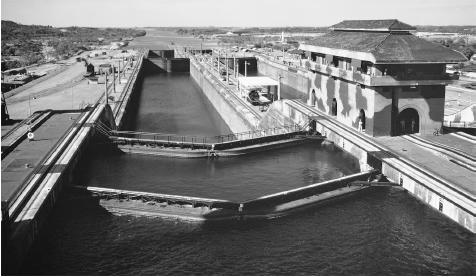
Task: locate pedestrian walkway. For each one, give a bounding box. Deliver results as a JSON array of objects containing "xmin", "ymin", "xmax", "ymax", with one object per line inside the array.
[{"xmin": 375, "ymin": 136, "xmax": 476, "ymax": 196}]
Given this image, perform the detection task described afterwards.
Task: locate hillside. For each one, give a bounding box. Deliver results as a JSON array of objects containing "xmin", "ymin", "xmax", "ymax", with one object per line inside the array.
[{"xmin": 1, "ymin": 20, "xmax": 146, "ymax": 71}]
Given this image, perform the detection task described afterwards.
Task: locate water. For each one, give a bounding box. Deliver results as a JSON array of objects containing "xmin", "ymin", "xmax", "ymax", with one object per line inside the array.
[
  {"xmin": 19, "ymin": 30, "xmax": 476, "ymax": 275},
  {"xmin": 22, "ymin": 188, "xmax": 475, "ymax": 275},
  {"xmin": 125, "ymin": 66, "xmax": 231, "ymax": 136}
]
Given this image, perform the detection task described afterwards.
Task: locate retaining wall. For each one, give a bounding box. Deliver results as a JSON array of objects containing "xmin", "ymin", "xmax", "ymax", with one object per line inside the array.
[
  {"xmin": 256, "ymin": 56, "xmax": 310, "ymax": 101},
  {"xmin": 189, "ymin": 58, "xmax": 256, "ymax": 133}
]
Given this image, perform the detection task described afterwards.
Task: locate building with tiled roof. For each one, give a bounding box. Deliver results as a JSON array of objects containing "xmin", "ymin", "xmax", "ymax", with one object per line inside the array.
[{"xmin": 298, "ymin": 19, "xmax": 467, "ymax": 136}]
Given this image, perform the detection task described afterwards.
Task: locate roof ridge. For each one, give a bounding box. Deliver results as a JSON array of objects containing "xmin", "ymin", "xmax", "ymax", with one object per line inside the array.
[
  {"xmin": 372, "ymin": 33, "xmax": 392, "ymax": 53},
  {"xmin": 389, "ymin": 19, "xmax": 398, "ymax": 29}
]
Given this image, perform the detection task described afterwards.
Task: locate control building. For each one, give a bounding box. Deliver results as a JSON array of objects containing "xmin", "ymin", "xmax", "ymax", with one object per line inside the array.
[{"xmin": 299, "ymin": 19, "xmax": 467, "ymax": 136}]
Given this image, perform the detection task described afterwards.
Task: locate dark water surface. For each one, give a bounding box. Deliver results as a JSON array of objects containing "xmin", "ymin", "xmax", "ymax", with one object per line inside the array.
[
  {"xmin": 125, "ymin": 69, "xmax": 231, "ymax": 136},
  {"xmin": 22, "ymin": 188, "xmax": 474, "ymax": 275},
  {"xmin": 20, "ymin": 30, "xmax": 476, "ymax": 275},
  {"xmin": 78, "ymin": 142, "xmax": 359, "ymax": 202}
]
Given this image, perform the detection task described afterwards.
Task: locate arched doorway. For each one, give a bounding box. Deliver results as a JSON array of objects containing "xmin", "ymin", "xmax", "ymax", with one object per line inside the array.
[
  {"xmin": 310, "ymin": 89, "xmax": 316, "ymax": 106},
  {"xmin": 358, "ymin": 109, "xmax": 366, "ymax": 131},
  {"xmin": 398, "ymin": 108, "xmax": 419, "ymax": 135},
  {"xmin": 331, "ymin": 98, "xmax": 337, "ymax": 116}
]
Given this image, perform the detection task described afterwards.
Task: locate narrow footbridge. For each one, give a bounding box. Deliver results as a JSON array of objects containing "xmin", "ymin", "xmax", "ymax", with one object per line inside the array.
[{"xmin": 103, "ymin": 124, "xmax": 309, "ymax": 151}]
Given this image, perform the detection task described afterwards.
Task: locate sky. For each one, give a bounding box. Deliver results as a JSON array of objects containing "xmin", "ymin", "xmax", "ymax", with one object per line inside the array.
[{"xmin": 1, "ymin": 0, "xmax": 475, "ymax": 27}]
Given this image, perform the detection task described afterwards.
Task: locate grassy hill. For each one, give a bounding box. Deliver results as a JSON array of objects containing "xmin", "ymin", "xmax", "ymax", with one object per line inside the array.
[{"xmin": 1, "ymin": 20, "xmax": 146, "ymax": 71}]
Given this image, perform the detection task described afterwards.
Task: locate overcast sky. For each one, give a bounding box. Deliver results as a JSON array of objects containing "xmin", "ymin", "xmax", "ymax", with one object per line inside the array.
[{"xmin": 2, "ymin": 0, "xmax": 475, "ymax": 27}]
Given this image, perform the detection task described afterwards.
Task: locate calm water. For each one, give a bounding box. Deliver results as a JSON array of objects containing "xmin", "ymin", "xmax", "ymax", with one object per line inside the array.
[
  {"xmin": 22, "ymin": 187, "xmax": 475, "ymax": 275},
  {"xmin": 77, "ymin": 142, "xmax": 359, "ymax": 202},
  {"xmin": 125, "ymin": 66, "xmax": 231, "ymax": 136},
  {"xmin": 20, "ymin": 31, "xmax": 476, "ymax": 275}
]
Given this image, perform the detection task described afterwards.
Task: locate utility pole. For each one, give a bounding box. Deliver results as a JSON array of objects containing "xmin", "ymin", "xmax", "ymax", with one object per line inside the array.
[
  {"xmin": 118, "ymin": 61, "xmax": 121, "ymax": 84},
  {"xmin": 226, "ymin": 52, "xmax": 229, "ymax": 84},
  {"xmin": 277, "ymin": 75, "xmax": 283, "ymax": 100},
  {"xmin": 104, "ymin": 71, "xmax": 108, "ymax": 105},
  {"xmin": 112, "ymin": 67, "xmax": 116, "ymax": 94},
  {"xmin": 217, "ymin": 50, "xmax": 220, "ymax": 74},
  {"xmin": 233, "ymin": 55, "xmax": 236, "ymax": 78}
]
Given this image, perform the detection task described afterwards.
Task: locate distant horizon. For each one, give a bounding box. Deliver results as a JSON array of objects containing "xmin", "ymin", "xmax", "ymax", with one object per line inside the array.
[
  {"xmin": 3, "ymin": 19, "xmax": 476, "ymax": 30},
  {"xmin": 2, "ymin": 0, "xmax": 475, "ymax": 28}
]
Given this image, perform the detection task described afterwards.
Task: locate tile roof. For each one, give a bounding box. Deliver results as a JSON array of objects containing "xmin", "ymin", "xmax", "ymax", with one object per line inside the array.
[
  {"xmin": 303, "ymin": 31, "xmax": 467, "ymax": 63},
  {"xmin": 330, "ymin": 19, "xmax": 416, "ymax": 32}
]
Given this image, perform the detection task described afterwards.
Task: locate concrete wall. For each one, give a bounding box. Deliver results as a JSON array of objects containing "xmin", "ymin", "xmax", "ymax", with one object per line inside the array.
[
  {"xmin": 147, "ymin": 58, "xmax": 190, "ymax": 73},
  {"xmin": 308, "ymin": 72, "xmax": 379, "ymax": 136},
  {"xmin": 396, "ymin": 86, "xmax": 445, "ymax": 136},
  {"xmin": 3, "ymin": 105, "xmax": 110, "ymax": 274},
  {"xmin": 381, "ymin": 159, "xmax": 474, "ymax": 232},
  {"xmin": 258, "ymin": 101, "xmax": 296, "ymax": 130},
  {"xmin": 189, "ymin": 59, "xmax": 254, "ymax": 134},
  {"xmin": 257, "ymin": 57, "xmax": 309, "ymax": 101}
]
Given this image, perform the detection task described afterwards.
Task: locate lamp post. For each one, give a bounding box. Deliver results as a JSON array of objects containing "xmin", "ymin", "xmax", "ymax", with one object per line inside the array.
[
  {"xmin": 277, "ymin": 74, "xmax": 283, "ymax": 100},
  {"xmin": 217, "ymin": 50, "xmax": 220, "ymax": 75},
  {"xmin": 104, "ymin": 71, "xmax": 108, "ymax": 105},
  {"xmin": 233, "ymin": 54, "xmax": 236, "ymax": 78},
  {"xmin": 225, "ymin": 51, "xmax": 229, "ymax": 84}
]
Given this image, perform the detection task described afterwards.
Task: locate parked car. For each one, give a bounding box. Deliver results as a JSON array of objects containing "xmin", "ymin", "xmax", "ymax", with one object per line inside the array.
[
  {"xmin": 247, "ymin": 90, "xmax": 261, "ymax": 106},
  {"xmin": 464, "ymin": 82, "xmax": 476, "ymax": 90},
  {"xmin": 247, "ymin": 90, "xmax": 272, "ymax": 106}
]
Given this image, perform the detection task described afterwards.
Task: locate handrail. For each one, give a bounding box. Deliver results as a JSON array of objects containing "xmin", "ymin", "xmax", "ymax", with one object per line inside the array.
[{"xmin": 110, "ymin": 124, "xmax": 302, "ymax": 145}]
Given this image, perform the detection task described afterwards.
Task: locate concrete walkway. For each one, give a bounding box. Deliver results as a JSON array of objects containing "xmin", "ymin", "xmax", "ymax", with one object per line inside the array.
[
  {"xmin": 375, "ymin": 136, "xmax": 476, "ymax": 196},
  {"xmin": 421, "ymin": 133, "xmax": 476, "ymax": 156},
  {"xmin": 1, "ymin": 113, "xmax": 80, "ymax": 204}
]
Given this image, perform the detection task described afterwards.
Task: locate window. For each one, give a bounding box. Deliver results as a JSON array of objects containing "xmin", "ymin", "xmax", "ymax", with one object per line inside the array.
[{"xmin": 331, "ymin": 98, "xmax": 337, "ymax": 116}]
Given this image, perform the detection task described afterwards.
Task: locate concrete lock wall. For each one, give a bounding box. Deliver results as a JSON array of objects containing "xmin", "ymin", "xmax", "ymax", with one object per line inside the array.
[
  {"xmin": 189, "ymin": 59, "xmax": 254, "ymax": 133},
  {"xmin": 381, "ymin": 161, "xmax": 475, "ymax": 232},
  {"xmin": 256, "ymin": 57, "xmax": 309, "ymax": 101},
  {"xmin": 273, "ymin": 100, "xmax": 368, "ymax": 170}
]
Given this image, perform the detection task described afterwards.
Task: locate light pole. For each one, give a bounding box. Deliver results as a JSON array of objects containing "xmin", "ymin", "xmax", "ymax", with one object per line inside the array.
[
  {"xmin": 244, "ymin": 61, "xmax": 250, "ymax": 77},
  {"xmin": 118, "ymin": 60, "xmax": 121, "ymax": 84},
  {"xmin": 225, "ymin": 51, "xmax": 229, "ymax": 84},
  {"xmin": 104, "ymin": 71, "xmax": 108, "ymax": 105},
  {"xmin": 233, "ymin": 54, "xmax": 236, "ymax": 78},
  {"xmin": 217, "ymin": 50, "xmax": 220, "ymax": 75},
  {"xmin": 277, "ymin": 74, "xmax": 283, "ymax": 100}
]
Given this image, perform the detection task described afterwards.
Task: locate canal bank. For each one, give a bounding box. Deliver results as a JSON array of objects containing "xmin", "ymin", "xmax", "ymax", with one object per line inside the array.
[{"xmin": 2, "ymin": 50, "xmax": 147, "ymax": 274}]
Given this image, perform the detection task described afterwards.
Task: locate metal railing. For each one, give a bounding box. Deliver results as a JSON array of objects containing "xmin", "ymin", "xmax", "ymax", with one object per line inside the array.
[{"xmin": 110, "ymin": 124, "xmax": 302, "ymax": 146}]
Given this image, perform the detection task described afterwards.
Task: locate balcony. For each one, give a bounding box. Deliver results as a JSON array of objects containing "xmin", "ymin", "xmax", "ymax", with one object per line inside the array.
[{"xmin": 304, "ymin": 60, "xmax": 454, "ymax": 87}]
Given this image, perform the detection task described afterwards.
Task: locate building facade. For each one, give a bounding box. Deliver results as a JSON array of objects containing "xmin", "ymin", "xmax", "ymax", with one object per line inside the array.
[{"xmin": 299, "ymin": 20, "xmax": 467, "ymax": 136}]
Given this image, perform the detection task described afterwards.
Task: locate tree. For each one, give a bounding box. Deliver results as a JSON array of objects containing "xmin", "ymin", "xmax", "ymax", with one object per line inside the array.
[{"xmin": 462, "ymin": 48, "xmax": 474, "ymax": 60}]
